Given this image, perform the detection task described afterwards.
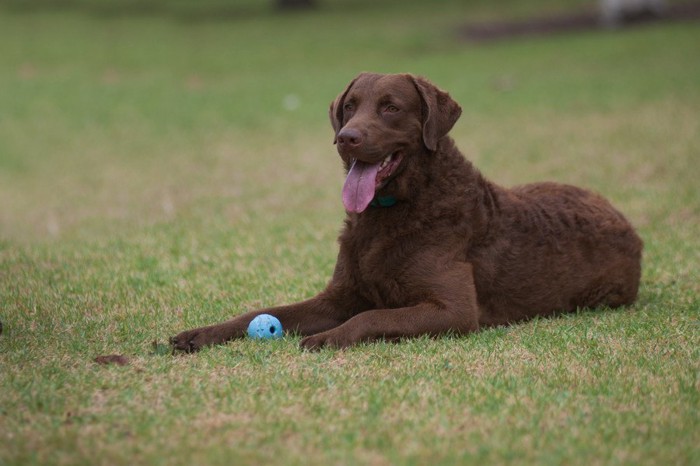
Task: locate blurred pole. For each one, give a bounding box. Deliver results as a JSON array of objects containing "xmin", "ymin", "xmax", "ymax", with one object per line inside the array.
[{"xmin": 600, "ymin": 0, "xmax": 667, "ymax": 27}]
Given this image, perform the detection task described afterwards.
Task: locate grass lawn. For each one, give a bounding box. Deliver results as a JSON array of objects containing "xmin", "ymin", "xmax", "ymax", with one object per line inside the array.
[{"xmin": 1, "ymin": 0, "xmax": 698, "ymax": 464}]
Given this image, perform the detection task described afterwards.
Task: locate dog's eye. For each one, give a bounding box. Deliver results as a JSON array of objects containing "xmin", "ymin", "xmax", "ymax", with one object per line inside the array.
[
  {"xmin": 384, "ymin": 105, "xmax": 399, "ymax": 113},
  {"xmin": 343, "ymin": 103, "xmax": 354, "ymax": 112}
]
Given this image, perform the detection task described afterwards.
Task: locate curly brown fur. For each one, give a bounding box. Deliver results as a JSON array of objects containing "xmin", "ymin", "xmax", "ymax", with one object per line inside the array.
[{"xmin": 171, "ymin": 72, "xmax": 642, "ymax": 352}]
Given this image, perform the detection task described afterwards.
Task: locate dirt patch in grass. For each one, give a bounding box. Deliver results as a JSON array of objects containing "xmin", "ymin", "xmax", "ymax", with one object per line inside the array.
[{"xmin": 461, "ymin": 2, "xmax": 700, "ymax": 42}]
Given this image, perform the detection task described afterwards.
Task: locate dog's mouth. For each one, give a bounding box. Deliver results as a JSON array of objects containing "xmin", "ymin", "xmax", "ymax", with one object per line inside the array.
[{"xmin": 342, "ymin": 152, "xmax": 404, "ymax": 213}]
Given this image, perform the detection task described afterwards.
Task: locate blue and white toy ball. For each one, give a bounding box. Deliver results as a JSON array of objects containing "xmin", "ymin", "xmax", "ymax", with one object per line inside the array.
[{"xmin": 247, "ymin": 314, "xmax": 284, "ymax": 340}]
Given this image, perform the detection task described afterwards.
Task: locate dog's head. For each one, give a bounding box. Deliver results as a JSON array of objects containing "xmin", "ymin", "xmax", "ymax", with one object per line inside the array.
[{"xmin": 329, "ymin": 73, "xmax": 462, "ymax": 213}]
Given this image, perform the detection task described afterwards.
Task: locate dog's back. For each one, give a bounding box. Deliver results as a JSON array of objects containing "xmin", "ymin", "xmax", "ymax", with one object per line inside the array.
[{"xmin": 470, "ymin": 180, "xmax": 643, "ymax": 326}]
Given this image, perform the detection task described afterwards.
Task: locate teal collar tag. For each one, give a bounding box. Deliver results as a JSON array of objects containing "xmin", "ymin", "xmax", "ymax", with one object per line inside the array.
[{"xmin": 370, "ymin": 196, "xmax": 397, "ymax": 208}]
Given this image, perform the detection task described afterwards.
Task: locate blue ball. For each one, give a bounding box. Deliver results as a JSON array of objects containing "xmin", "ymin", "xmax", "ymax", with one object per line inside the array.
[{"xmin": 247, "ymin": 314, "xmax": 284, "ymax": 340}]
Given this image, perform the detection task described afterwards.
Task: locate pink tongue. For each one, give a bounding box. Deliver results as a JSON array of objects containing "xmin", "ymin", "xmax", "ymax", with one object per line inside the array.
[{"xmin": 342, "ymin": 159, "xmax": 380, "ymax": 213}]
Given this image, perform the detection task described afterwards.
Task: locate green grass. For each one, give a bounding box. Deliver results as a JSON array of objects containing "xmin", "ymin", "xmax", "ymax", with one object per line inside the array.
[{"xmin": 1, "ymin": 1, "xmax": 699, "ymax": 464}]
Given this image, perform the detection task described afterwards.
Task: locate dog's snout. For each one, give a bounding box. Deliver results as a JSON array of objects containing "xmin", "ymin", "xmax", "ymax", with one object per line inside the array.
[{"xmin": 337, "ymin": 128, "xmax": 363, "ymax": 148}]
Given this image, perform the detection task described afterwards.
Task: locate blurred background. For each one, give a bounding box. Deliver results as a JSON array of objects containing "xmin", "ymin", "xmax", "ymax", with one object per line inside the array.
[{"xmin": 1, "ymin": 0, "xmax": 698, "ymax": 244}]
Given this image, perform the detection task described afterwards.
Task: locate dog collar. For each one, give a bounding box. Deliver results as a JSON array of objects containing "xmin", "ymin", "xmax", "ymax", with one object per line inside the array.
[{"xmin": 370, "ymin": 196, "xmax": 397, "ymax": 208}]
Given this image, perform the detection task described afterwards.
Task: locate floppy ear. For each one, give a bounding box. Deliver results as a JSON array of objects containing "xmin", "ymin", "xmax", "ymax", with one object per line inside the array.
[
  {"xmin": 410, "ymin": 76, "xmax": 462, "ymax": 152},
  {"xmin": 329, "ymin": 76, "xmax": 359, "ymax": 144}
]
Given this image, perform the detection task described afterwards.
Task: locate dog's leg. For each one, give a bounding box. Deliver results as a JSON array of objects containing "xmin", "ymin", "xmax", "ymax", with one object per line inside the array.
[
  {"xmin": 171, "ymin": 291, "xmax": 363, "ymax": 352},
  {"xmin": 300, "ymin": 263, "xmax": 480, "ymax": 350}
]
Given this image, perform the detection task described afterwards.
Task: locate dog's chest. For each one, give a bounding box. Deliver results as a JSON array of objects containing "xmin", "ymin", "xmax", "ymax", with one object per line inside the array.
[
  {"xmin": 344, "ymin": 228, "xmax": 422, "ymax": 309},
  {"xmin": 356, "ymin": 250, "xmax": 408, "ymax": 308}
]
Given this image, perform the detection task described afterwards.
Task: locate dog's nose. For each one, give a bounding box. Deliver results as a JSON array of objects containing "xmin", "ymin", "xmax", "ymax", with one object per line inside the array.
[{"xmin": 337, "ymin": 128, "xmax": 363, "ymax": 148}]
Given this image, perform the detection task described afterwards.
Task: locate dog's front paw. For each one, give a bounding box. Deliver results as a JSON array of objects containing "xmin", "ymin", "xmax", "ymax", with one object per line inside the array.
[
  {"xmin": 299, "ymin": 334, "xmax": 326, "ymax": 351},
  {"xmin": 300, "ymin": 330, "xmax": 355, "ymax": 351},
  {"xmin": 170, "ymin": 325, "xmax": 227, "ymax": 353}
]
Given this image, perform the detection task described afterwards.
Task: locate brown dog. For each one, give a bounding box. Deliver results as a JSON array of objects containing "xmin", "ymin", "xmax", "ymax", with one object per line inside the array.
[{"xmin": 171, "ymin": 72, "xmax": 642, "ymax": 352}]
